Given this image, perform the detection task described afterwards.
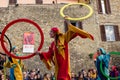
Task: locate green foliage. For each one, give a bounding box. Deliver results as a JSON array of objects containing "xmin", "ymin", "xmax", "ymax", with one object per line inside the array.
[{"xmin": 89, "ymin": 53, "xmax": 93, "ymax": 59}]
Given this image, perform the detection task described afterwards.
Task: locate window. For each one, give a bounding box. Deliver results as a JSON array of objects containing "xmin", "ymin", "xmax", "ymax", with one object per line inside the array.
[
  {"xmin": 36, "ymin": 0, "xmax": 43, "ymax": 4},
  {"xmin": 9, "ymin": 0, "xmax": 17, "ymax": 4},
  {"xmin": 100, "ymin": 25, "xmax": 120, "ymax": 41},
  {"xmin": 64, "ymin": 20, "xmax": 82, "ymax": 32},
  {"xmin": 105, "ymin": 25, "xmax": 115, "ymax": 41},
  {"xmin": 97, "ymin": 0, "xmax": 111, "ymax": 14}
]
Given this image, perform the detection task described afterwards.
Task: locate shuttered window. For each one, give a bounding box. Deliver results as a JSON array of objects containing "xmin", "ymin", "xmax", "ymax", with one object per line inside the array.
[
  {"xmin": 100, "ymin": 25, "xmax": 119, "ymax": 41},
  {"xmin": 64, "ymin": 20, "xmax": 83, "ymax": 32},
  {"xmin": 97, "ymin": 0, "xmax": 111, "ymax": 14}
]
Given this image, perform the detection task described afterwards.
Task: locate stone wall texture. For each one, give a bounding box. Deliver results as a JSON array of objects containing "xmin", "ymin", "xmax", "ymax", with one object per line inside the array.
[{"xmin": 0, "ymin": 0, "xmax": 120, "ymax": 74}]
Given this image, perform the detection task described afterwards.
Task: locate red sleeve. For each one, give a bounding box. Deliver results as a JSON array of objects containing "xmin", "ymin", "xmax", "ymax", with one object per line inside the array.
[
  {"xmin": 93, "ymin": 53, "xmax": 98, "ymax": 61},
  {"xmin": 39, "ymin": 42, "xmax": 54, "ymax": 61},
  {"xmin": 39, "ymin": 50, "xmax": 53, "ymax": 61},
  {"xmin": 38, "ymin": 42, "xmax": 54, "ymax": 70}
]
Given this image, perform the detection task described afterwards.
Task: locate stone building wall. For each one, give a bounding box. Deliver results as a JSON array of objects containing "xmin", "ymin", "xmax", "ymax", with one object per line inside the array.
[{"xmin": 0, "ymin": 0, "xmax": 120, "ymax": 74}]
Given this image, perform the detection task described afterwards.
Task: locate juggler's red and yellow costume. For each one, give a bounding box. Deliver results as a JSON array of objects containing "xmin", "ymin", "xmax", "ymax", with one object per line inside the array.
[{"xmin": 39, "ymin": 23, "xmax": 94, "ymax": 80}]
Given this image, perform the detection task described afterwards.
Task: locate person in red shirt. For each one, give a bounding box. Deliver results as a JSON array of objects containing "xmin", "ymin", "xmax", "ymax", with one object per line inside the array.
[{"xmin": 93, "ymin": 49, "xmax": 99, "ymax": 67}]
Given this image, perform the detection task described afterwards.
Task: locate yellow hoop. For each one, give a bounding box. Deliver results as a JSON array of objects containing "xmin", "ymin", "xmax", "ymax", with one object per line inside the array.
[{"xmin": 60, "ymin": 3, "xmax": 93, "ymax": 21}]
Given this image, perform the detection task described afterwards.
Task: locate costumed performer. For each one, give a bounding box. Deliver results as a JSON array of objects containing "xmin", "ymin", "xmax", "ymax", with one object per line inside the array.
[
  {"xmin": 36, "ymin": 17, "xmax": 94, "ymax": 80},
  {"xmin": 96, "ymin": 48, "xmax": 110, "ymax": 80},
  {"xmin": 4, "ymin": 46, "xmax": 23, "ymax": 80}
]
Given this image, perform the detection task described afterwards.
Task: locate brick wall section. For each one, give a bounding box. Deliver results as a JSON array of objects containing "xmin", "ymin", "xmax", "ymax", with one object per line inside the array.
[{"xmin": 0, "ymin": 0, "xmax": 120, "ymax": 73}]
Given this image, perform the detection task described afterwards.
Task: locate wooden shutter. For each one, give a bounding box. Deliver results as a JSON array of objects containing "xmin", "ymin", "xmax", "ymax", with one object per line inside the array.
[
  {"xmin": 97, "ymin": 0, "xmax": 102, "ymax": 14},
  {"xmin": 64, "ymin": 20, "xmax": 68, "ymax": 32},
  {"xmin": 78, "ymin": 21, "xmax": 83, "ymax": 29},
  {"xmin": 114, "ymin": 25, "xmax": 120, "ymax": 41},
  {"xmin": 36, "ymin": 0, "xmax": 43, "ymax": 4},
  {"xmin": 104, "ymin": 0, "xmax": 111, "ymax": 14},
  {"xmin": 9, "ymin": 0, "xmax": 16, "ymax": 4},
  {"xmin": 100, "ymin": 25, "xmax": 106, "ymax": 41}
]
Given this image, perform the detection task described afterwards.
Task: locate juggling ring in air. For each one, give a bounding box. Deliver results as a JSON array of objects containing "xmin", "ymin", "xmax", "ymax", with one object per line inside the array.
[
  {"xmin": 1, "ymin": 18, "xmax": 44, "ymax": 59},
  {"xmin": 0, "ymin": 32, "xmax": 12, "ymax": 53},
  {"xmin": 100, "ymin": 61, "xmax": 120, "ymax": 79},
  {"xmin": 60, "ymin": 3, "xmax": 93, "ymax": 21}
]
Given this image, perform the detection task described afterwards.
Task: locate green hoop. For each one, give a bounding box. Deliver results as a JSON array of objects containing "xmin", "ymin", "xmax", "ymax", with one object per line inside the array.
[{"xmin": 100, "ymin": 62, "xmax": 120, "ymax": 79}]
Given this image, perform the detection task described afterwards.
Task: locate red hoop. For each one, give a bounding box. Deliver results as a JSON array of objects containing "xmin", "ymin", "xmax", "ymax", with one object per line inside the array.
[{"xmin": 1, "ymin": 18, "xmax": 44, "ymax": 59}]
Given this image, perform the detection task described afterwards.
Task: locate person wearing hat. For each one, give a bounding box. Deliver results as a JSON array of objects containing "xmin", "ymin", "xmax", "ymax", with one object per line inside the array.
[
  {"xmin": 36, "ymin": 18, "xmax": 94, "ymax": 80},
  {"xmin": 96, "ymin": 48, "xmax": 110, "ymax": 80}
]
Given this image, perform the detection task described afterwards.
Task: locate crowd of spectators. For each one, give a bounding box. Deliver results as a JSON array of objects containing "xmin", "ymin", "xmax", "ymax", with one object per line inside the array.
[{"xmin": 0, "ymin": 67, "xmax": 120, "ymax": 80}]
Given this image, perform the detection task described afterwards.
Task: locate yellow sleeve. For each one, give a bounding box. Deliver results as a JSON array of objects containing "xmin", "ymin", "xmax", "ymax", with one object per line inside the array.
[
  {"xmin": 64, "ymin": 23, "xmax": 94, "ymax": 42},
  {"xmin": 14, "ymin": 64, "xmax": 23, "ymax": 80}
]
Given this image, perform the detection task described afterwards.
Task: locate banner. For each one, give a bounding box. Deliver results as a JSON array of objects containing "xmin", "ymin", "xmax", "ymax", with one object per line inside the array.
[{"xmin": 23, "ymin": 32, "xmax": 34, "ymax": 53}]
